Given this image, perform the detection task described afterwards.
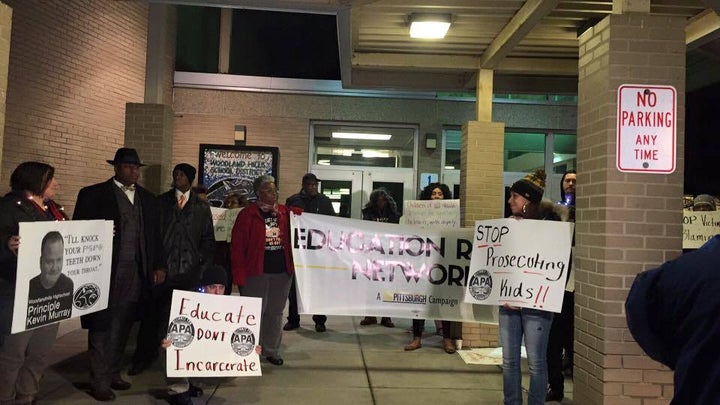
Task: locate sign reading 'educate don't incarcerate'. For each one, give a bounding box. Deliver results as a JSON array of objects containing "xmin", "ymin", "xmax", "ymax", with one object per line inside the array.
[
  {"xmin": 463, "ymin": 218, "xmax": 573, "ymax": 313},
  {"xmin": 166, "ymin": 290, "xmax": 262, "ymax": 377},
  {"xmin": 616, "ymin": 84, "xmax": 677, "ymax": 174}
]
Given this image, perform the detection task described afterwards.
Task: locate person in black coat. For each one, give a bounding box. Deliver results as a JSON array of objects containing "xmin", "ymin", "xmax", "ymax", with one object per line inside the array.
[
  {"xmin": 129, "ymin": 163, "xmax": 215, "ymax": 380},
  {"xmin": 0, "ymin": 161, "xmax": 68, "ymax": 405},
  {"xmin": 283, "ymin": 173, "xmax": 336, "ymax": 332},
  {"xmin": 73, "ymin": 148, "xmax": 166, "ymax": 401},
  {"xmin": 359, "ymin": 188, "xmax": 400, "ymax": 328},
  {"xmin": 626, "ymin": 235, "xmax": 720, "ymax": 404},
  {"xmin": 546, "ymin": 169, "xmax": 576, "ymax": 402}
]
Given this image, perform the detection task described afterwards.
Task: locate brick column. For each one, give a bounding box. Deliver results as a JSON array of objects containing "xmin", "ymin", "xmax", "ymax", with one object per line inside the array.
[
  {"xmin": 460, "ymin": 120, "xmax": 504, "ymax": 347},
  {"xmin": 0, "ymin": 3, "xmax": 11, "ymax": 179},
  {"xmin": 125, "ymin": 103, "xmax": 174, "ymax": 195},
  {"xmin": 574, "ymin": 14, "xmax": 685, "ymax": 404}
]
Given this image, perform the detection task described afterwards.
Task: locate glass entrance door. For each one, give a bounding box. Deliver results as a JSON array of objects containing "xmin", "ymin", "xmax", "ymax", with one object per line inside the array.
[{"xmin": 310, "ymin": 167, "xmax": 415, "ymax": 219}]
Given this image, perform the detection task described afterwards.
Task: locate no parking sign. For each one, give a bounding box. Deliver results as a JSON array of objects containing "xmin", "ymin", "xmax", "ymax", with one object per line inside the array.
[{"xmin": 616, "ymin": 84, "xmax": 676, "ymax": 173}]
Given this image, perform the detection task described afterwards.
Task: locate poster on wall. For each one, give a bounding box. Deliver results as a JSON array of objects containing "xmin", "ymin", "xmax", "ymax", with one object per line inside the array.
[{"xmin": 198, "ymin": 144, "xmax": 279, "ymax": 208}]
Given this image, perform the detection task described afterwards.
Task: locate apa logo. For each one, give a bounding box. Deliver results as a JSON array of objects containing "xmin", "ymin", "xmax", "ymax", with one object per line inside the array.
[
  {"xmin": 73, "ymin": 283, "xmax": 100, "ymax": 310},
  {"xmin": 468, "ymin": 269, "xmax": 493, "ymax": 300},
  {"xmin": 230, "ymin": 327, "xmax": 256, "ymax": 356},
  {"xmin": 167, "ymin": 316, "xmax": 195, "ymax": 348}
]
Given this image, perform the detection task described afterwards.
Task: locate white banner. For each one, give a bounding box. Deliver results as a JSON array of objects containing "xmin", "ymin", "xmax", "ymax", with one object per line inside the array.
[
  {"xmin": 682, "ymin": 209, "xmax": 720, "ymax": 249},
  {"xmin": 464, "ymin": 219, "xmax": 573, "ymax": 313},
  {"xmin": 166, "ymin": 290, "xmax": 262, "ymax": 377},
  {"xmin": 401, "ymin": 199, "xmax": 460, "ymax": 228},
  {"xmin": 291, "ymin": 213, "xmax": 498, "ymax": 323},
  {"xmin": 12, "ymin": 220, "xmax": 113, "ymax": 333}
]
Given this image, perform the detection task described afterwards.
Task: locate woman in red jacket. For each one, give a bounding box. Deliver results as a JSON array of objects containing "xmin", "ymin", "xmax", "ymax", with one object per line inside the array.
[{"xmin": 231, "ymin": 175, "xmax": 300, "ymax": 366}]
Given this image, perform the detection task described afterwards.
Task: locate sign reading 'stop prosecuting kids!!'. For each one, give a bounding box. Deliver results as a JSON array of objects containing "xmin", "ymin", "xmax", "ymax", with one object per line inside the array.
[
  {"xmin": 166, "ymin": 290, "xmax": 262, "ymax": 377},
  {"xmin": 463, "ymin": 219, "xmax": 574, "ymax": 313},
  {"xmin": 12, "ymin": 220, "xmax": 113, "ymax": 333}
]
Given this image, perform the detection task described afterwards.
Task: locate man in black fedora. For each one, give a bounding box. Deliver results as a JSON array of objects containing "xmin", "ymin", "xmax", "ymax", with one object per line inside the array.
[{"xmin": 73, "ymin": 147, "xmax": 167, "ymax": 401}]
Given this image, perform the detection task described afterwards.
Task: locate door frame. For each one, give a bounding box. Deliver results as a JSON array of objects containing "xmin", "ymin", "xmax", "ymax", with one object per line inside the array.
[{"xmin": 310, "ymin": 165, "xmax": 415, "ymax": 219}]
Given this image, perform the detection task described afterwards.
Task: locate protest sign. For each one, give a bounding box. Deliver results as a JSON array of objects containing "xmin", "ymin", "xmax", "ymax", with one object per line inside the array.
[
  {"xmin": 401, "ymin": 199, "xmax": 460, "ymax": 228},
  {"xmin": 210, "ymin": 207, "xmax": 242, "ymax": 242},
  {"xmin": 166, "ymin": 290, "xmax": 262, "ymax": 377},
  {"xmin": 463, "ymin": 218, "xmax": 573, "ymax": 313},
  {"xmin": 12, "ymin": 220, "xmax": 113, "ymax": 333},
  {"xmin": 211, "ymin": 207, "xmax": 227, "ymax": 242},
  {"xmin": 682, "ymin": 209, "xmax": 720, "ymax": 249},
  {"xmin": 291, "ymin": 213, "xmax": 498, "ymax": 323}
]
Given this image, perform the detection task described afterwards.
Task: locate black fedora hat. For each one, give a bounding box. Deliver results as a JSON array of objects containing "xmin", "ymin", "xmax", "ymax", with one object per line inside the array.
[{"xmin": 107, "ymin": 148, "xmax": 145, "ymax": 166}]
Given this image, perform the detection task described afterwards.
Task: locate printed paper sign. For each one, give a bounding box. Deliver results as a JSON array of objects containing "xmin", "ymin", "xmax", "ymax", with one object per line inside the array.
[
  {"xmin": 401, "ymin": 199, "xmax": 460, "ymax": 228},
  {"xmin": 683, "ymin": 209, "xmax": 720, "ymax": 249},
  {"xmin": 463, "ymin": 219, "xmax": 573, "ymax": 313},
  {"xmin": 166, "ymin": 290, "xmax": 262, "ymax": 377},
  {"xmin": 12, "ymin": 220, "xmax": 113, "ymax": 333},
  {"xmin": 291, "ymin": 213, "xmax": 498, "ymax": 323}
]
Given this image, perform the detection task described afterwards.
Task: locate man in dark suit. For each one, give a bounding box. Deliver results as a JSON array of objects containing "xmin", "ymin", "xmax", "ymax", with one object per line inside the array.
[
  {"xmin": 73, "ymin": 148, "xmax": 166, "ymax": 401},
  {"xmin": 128, "ymin": 163, "xmax": 215, "ymax": 380}
]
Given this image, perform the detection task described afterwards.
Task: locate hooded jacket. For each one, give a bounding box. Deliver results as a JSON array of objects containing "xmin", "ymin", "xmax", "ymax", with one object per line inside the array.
[{"xmin": 626, "ymin": 236, "xmax": 720, "ymax": 403}]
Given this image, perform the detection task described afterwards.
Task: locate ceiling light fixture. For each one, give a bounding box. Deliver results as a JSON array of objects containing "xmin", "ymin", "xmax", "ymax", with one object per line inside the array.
[
  {"xmin": 332, "ymin": 132, "xmax": 392, "ymax": 141},
  {"xmin": 409, "ymin": 13, "xmax": 451, "ymax": 39}
]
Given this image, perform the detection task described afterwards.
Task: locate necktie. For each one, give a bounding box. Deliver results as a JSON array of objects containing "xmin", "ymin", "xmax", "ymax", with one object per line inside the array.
[
  {"xmin": 178, "ymin": 194, "xmax": 186, "ymax": 209},
  {"xmin": 121, "ymin": 184, "xmax": 136, "ymax": 192}
]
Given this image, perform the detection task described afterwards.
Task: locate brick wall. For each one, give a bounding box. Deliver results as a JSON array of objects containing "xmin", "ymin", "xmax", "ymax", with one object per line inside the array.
[
  {"xmin": 0, "ymin": 3, "xmax": 11, "ymax": 178},
  {"xmin": 125, "ymin": 103, "xmax": 174, "ymax": 194},
  {"xmin": 574, "ymin": 14, "xmax": 685, "ymax": 404},
  {"xmin": 172, "ymin": 88, "xmax": 577, "ymax": 202},
  {"xmin": 1, "ymin": 0, "xmax": 148, "ymax": 214},
  {"xmin": 173, "ymin": 113, "xmax": 309, "ymax": 203}
]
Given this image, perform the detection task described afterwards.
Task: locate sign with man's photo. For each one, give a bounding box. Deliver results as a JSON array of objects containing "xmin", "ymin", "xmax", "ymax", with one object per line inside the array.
[{"xmin": 11, "ymin": 220, "xmax": 113, "ymax": 333}]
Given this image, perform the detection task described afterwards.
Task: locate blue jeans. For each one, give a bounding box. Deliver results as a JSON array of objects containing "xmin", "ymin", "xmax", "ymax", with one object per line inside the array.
[{"xmin": 499, "ymin": 306, "xmax": 553, "ymax": 405}]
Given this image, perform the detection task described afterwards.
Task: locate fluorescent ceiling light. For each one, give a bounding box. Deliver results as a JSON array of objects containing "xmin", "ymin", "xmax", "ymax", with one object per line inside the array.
[
  {"xmin": 332, "ymin": 132, "xmax": 392, "ymax": 141},
  {"xmin": 409, "ymin": 14, "xmax": 451, "ymax": 39},
  {"xmin": 361, "ymin": 150, "xmax": 390, "ymax": 158}
]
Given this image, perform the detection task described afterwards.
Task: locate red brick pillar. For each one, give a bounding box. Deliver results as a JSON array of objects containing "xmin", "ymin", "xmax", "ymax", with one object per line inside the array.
[{"xmin": 574, "ymin": 13, "xmax": 685, "ymax": 404}]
